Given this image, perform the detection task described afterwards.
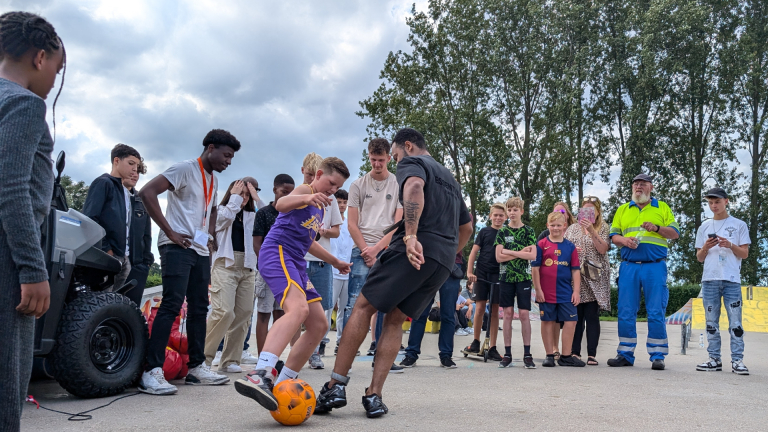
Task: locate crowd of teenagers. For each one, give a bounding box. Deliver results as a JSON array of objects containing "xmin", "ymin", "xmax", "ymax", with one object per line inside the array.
[{"xmin": 0, "ymin": 11, "xmax": 754, "ymax": 429}]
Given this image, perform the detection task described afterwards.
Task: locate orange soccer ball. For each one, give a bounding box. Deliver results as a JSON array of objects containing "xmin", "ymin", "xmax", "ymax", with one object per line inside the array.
[{"xmin": 270, "ymin": 379, "xmax": 316, "ymax": 426}]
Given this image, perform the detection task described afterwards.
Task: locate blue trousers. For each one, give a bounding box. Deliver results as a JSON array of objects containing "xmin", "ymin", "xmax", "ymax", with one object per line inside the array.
[
  {"xmin": 404, "ymin": 275, "xmax": 461, "ymax": 360},
  {"xmin": 617, "ymin": 261, "xmax": 669, "ymax": 363}
]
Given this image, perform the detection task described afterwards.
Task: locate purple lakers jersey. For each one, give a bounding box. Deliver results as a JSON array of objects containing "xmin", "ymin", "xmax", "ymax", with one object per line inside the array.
[{"xmin": 262, "ymin": 188, "xmax": 325, "ymax": 261}]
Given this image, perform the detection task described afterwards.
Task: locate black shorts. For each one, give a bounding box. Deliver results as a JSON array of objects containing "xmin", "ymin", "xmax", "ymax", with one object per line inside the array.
[
  {"xmin": 361, "ymin": 249, "xmax": 451, "ymax": 319},
  {"xmin": 473, "ymin": 270, "xmax": 500, "ymax": 304},
  {"xmin": 499, "ymin": 280, "xmax": 532, "ymax": 310}
]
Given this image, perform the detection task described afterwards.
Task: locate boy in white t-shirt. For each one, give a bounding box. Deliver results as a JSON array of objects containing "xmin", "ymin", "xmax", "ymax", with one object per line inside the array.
[{"xmin": 694, "ymin": 187, "xmax": 750, "ymax": 375}]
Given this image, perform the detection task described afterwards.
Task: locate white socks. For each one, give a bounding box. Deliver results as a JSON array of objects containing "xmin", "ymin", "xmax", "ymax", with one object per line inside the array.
[
  {"xmin": 276, "ymin": 366, "xmax": 299, "ymax": 385},
  {"xmin": 255, "ymin": 352, "xmax": 279, "ymax": 370}
]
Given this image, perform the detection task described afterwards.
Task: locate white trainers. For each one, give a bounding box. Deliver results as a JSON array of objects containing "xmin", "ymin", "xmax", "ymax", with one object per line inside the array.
[
  {"xmin": 732, "ymin": 360, "xmax": 749, "ymax": 375},
  {"xmin": 455, "ymin": 328, "xmax": 469, "ymax": 336},
  {"xmin": 464, "ymin": 327, "xmax": 474, "ymax": 334},
  {"xmin": 139, "ymin": 367, "xmax": 178, "ymax": 395},
  {"xmin": 185, "ymin": 363, "xmax": 230, "ymax": 385},
  {"xmin": 308, "ymin": 353, "xmax": 324, "ymax": 369},
  {"xmin": 241, "ymin": 350, "xmax": 258, "ymax": 364},
  {"xmin": 211, "ymin": 351, "xmax": 222, "ymax": 367},
  {"xmin": 222, "ymin": 363, "xmax": 243, "ymax": 373}
]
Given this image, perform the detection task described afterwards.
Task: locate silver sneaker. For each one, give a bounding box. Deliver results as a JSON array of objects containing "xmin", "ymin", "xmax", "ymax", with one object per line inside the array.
[
  {"xmin": 696, "ymin": 357, "xmax": 722, "ymax": 372},
  {"xmin": 186, "ymin": 363, "xmax": 230, "ymax": 385},
  {"xmin": 241, "ymin": 350, "xmax": 258, "ymax": 364},
  {"xmin": 139, "ymin": 367, "xmax": 178, "ymax": 395},
  {"xmin": 732, "ymin": 360, "xmax": 749, "ymax": 375},
  {"xmin": 309, "ymin": 353, "xmax": 325, "ymax": 369}
]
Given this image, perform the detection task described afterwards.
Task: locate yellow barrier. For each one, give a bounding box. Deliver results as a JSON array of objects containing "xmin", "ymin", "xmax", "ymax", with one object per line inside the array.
[{"xmin": 691, "ymin": 286, "xmax": 768, "ymax": 333}]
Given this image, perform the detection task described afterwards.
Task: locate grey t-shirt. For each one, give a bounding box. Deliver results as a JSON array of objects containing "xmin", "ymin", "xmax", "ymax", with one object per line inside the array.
[
  {"xmin": 157, "ymin": 159, "xmax": 218, "ymax": 256},
  {"xmin": 348, "ymin": 172, "xmax": 402, "ymax": 247}
]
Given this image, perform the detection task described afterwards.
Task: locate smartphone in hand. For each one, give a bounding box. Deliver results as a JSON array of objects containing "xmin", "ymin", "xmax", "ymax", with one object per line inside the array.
[{"xmin": 578, "ymin": 207, "xmax": 596, "ymax": 224}]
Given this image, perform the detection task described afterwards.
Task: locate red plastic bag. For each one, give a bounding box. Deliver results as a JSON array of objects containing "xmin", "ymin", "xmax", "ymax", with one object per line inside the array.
[
  {"xmin": 169, "ymin": 332, "xmax": 188, "ymax": 355},
  {"xmin": 163, "ymin": 348, "xmax": 183, "ymax": 381},
  {"xmin": 179, "ymin": 354, "xmax": 189, "ymax": 378}
]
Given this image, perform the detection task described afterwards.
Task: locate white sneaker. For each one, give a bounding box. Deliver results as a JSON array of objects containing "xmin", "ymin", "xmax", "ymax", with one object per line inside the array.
[
  {"xmin": 139, "ymin": 367, "xmax": 178, "ymax": 395},
  {"xmin": 241, "ymin": 350, "xmax": 258, "ymax": 364},
  {"xmin": 465, "ymin": 327, "xmax": 474, "ymax": 334},
  {"xmin": 222, "ymin": 363, "xmax": 243, "ymax": 373},
  {"xmin": 455, "ymin": 328, "xmax": 468, "ymax": 336},
  {"xmin": 308, "ymin": 353, "xmax": 324, "ymax": 369},
  {"xmin": 185, "ymin": 363, "xmax": 230, "ymax": 385},
  {"xmin": 211, "ymin": 351, "xmax": 222, "ymax": 367}
]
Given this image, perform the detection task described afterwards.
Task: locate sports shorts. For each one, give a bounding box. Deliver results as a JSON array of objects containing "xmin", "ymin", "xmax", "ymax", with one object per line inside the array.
[
  {"xmin": 258, "ymin": 245, "xmax": 321, "ymax": 308},
  {"xmin": 473, "ymin": 270, "xmax": 500, "ymax": 304},
  {"xmin": 539, "ymin": 302, "xmax": 577, "ymax": 322},
  {"xmin": 361, "ymin": 249, "xmax": 450, "ymax": 319},
  {"xmin": 499, "ymin": 280, "xmax": 532, "ymax": 310}
]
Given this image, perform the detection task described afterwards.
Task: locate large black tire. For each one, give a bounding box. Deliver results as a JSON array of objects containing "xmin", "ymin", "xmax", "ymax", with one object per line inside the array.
[{"xmin": 52, "ymin": 292, "xmax": 148, "ymax": 398}]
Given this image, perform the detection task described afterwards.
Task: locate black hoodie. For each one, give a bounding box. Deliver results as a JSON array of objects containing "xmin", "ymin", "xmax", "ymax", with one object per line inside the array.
[{"xmin": 83, "ymin": 173, "xmax": 130, "ymax": 257}]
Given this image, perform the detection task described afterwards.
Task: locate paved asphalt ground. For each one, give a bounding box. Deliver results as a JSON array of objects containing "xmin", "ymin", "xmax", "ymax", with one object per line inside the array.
[{"xmin": 22, "ymin": 321, "xmax": 768, "ymax": 431}]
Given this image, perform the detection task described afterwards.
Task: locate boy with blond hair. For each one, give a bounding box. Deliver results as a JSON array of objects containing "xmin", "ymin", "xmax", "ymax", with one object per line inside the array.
[
  {"xmin": 493, "ymin": 197, "xmax": 537, "ymax": 368},
  {"xmin": 465, "ymin": 203, "xmax": 507, "ymax": 357},
  {"xmin": 532, "ymin": 212, "xmax": 584, "ymax": 367}
]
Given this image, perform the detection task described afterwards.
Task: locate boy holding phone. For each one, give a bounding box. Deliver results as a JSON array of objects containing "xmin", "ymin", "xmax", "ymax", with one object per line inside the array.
[{"xmin": 694, "ymin": 188, "xmax": 750, "ymax": 375}]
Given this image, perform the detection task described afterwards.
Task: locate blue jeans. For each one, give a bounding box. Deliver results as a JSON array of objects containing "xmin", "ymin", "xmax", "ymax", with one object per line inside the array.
[
  {"xmin": 616, "ymin": 261, "xmax": 669, "ymax": 363},
  {"xmin": 343, "ymin": 248, "xmax": 371, "ymax": 328},
  {"xmin": 702, "ymin": 280, "xmax": 744, "ymax": 361},
  {"xmin": 404, "ymin": 274, "xmax": 461, "ymax": 360},
  {"xmin": 307, "ymin": 261, "xmax": 333, "ymax": 346}
]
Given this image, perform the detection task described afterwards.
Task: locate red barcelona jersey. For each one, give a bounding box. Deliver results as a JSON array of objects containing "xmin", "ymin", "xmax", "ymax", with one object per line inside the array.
[{"xmin": 531, "ymin": 236, "xmax": 580, "ymax": 303}]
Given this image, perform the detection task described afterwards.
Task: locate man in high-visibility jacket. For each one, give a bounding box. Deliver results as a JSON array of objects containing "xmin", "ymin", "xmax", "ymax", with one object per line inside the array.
[{"xmin": 608, "ymin": 174, "xmax": 680, "ymax": 370}]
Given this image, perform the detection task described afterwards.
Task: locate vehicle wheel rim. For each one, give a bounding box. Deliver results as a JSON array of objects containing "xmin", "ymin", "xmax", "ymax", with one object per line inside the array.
[{"xmin": 90, "ymin": 317, "xmax": 134, "ymax": 374}]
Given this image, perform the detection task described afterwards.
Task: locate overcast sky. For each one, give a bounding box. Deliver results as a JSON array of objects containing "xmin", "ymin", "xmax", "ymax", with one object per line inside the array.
[{"xmin": 3, "ymin": 0, "xmax": 428, "ymax": 193}]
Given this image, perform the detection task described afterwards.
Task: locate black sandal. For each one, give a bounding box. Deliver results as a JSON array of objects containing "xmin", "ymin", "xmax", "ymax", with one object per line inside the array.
[{"xmin": 587, "ymin": 356, "xmax": 598, "ymax": 366}]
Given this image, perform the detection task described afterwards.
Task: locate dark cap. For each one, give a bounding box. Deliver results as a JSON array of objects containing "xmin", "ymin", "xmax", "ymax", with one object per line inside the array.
[
  {"xmin": 632, "ymin": 173, "xmax": 653, "ymax": 183},
  {"xmin": 704, "ymin": 187, "xmax": 728, "ymax": 199}
]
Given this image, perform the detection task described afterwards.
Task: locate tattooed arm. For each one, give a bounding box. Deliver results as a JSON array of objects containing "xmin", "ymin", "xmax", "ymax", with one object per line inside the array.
[{"xmin": 402, "ymin": 176, "xmax": 426, "ymax": 269}]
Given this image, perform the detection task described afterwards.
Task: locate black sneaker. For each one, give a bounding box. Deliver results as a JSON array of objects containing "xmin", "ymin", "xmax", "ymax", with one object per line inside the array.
[
  {"xmin": 314, "ymin": 381, "xmax": 348, "ymax": 414},
  {"xmin": 607, "ymin": 355, "xmax": 633, "ymax": 367},
  {"xmin": 652, "ymin": 359, "xmax": 665, "ymax": 370},
  {"xmin": 696, "ymin": 358, "xmax": 722, "ymax": 371},
  {"xmin": 542, "ymin": 356, "xmax": 556, "ymax": 367},
  {"xmin": 367, "ymin": 341, "xmax": 377, "ymax": 356},
  {"xmin": 275, "ymin": 360, "xmax": 284, "ymax": 374},
  {"xmin": 234, "ymin": 368, "xmax": 278, "ymax": 411},
  {"xmin": 487, "ymin": 346, "xmax": 503, "ymax": 361},
  {"xmin": 523, "ymin": 355, "xmax": 536, "ymax": 369},
  {"xmin": 441, "ymin": 357, "xmax": 457, "ymax": 369},
  {"xmin": 464, "ymin": 339, "xmax": 480, "ymax": 354},
  {"xmin": 362, "ymin": 389, "xmax": 389, "ymax": 418},
  {"xmin": 372, "ymin": 360, "xmax": 405, "ymax": 374},
  {"xmin": 400, "ymin": 356, "xmax": 417, "ymax": 368},
  {"xmin": 557, "ymin": 355, "xmax": 586, "ymax": 367},
  {"xmin": 318, "ymin": 342, "xmax": 326, "ymax": 357},
  {"xmin": 335, "ymin": 344, "xmax": 339, "ymax": 355},
  {"xmin": 499, "ymin": 355, "xmax": 513, "ymax": 368}
]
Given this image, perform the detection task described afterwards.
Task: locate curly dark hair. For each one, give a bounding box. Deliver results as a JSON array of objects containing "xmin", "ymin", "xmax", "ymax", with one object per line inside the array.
[
  {"xmin": 203, "ymin": 129, "xmax": 241, "ymax": 151},
  {"xmin": 368, "ymin": 138, "xmax": 391, "ymax": 156},
  {"xmin": 392, "ymin": 128, "xmax": 425, "ymax": 149},
  {"xmin": 274, "ymin": 174, "xmax": 295, "ymax": 187},
  {"xmin": 0, "ymin": 11, "xmax": 65, "ymax": 142},
  {"xmin": 111, "ymin": 143, "xmax": 142, "ymax": 163},
  {"xmin": 334, "ymin": 189, "xmax": 348, "ymax": 201}
]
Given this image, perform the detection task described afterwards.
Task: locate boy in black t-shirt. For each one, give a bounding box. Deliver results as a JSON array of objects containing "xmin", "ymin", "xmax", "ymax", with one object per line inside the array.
[
  {"xmin": 494, "ymin": 197, "xmax": 537, "ymax": 369},
  {"xmin": 465, "ymin": 203, "xmax": 506, "ymax": 358}
]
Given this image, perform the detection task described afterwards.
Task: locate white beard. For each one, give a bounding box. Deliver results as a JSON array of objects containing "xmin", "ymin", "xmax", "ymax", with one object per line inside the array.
[{"xmin": 633, "ymin": 191, "xmax": 651, "ymax": 204}]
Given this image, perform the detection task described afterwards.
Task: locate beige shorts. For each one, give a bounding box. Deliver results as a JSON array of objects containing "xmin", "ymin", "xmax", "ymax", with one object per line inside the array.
[{"xmin": 255, "ymin": 270, "xmax": 282, "ymax": 313}]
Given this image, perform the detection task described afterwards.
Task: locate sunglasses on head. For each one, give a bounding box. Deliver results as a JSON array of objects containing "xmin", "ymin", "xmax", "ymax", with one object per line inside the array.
[
  {"xmin": 582, "ymin": 196, "xmax": 599, "ymax": 203},
  {"xmin": 556, "ymin": 209, "xmax": 566, "ymax": 214}
]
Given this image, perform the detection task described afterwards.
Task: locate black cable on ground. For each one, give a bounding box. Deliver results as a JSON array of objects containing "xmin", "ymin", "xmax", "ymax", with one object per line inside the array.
[{"xmin": 27, "ymin": 391, "xmax": 142, "ymax": 421}]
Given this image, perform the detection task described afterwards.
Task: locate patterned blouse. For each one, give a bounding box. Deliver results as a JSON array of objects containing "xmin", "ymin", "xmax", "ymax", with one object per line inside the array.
[{"xmin": 564, "ymin": 222, "xmax": 611, "ymax": 311}]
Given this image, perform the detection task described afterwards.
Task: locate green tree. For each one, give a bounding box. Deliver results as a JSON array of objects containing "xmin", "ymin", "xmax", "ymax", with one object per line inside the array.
[
  {"xmin": 727, "ymin": 0, "xmax": 768, "ymax": 285},
  {"xmin": 60, "ymin": 175, "xmax": 89, "ymax": 212}
]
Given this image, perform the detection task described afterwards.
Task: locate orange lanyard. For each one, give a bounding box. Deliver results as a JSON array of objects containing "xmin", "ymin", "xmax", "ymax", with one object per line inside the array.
[{"xmin": 197, "ymin": 157, "xmax": 214, "ymax": 228}]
